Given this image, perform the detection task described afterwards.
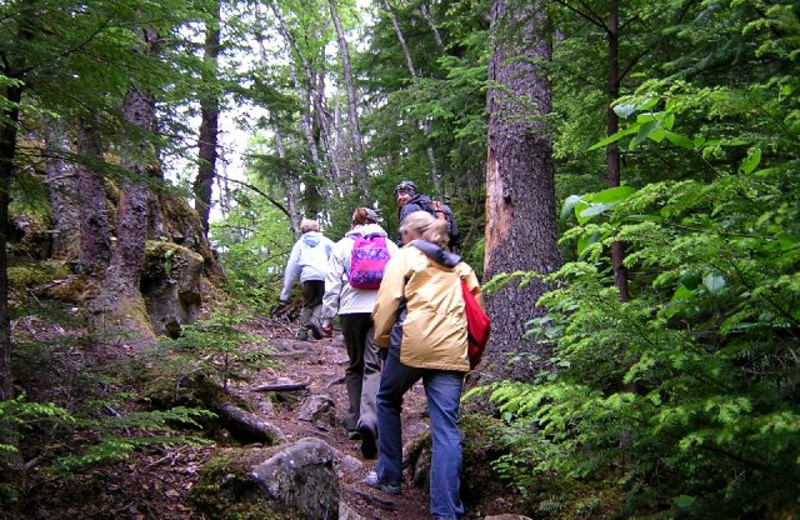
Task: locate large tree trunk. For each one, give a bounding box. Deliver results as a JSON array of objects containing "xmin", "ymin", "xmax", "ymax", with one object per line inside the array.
[
  {"xmin": 193, "ymin": 0, "xmax": 221, "ymax": 235},
  {"xmin": 44, "ymin": 120, "xmax": 81, "ymax": 260},
  {"xmin": 0, "ymin": 82, "xmax": 21, "ymax": 403},
  {"xmin": 328, "ymin": 0, "xmax": 367, "ymax": 193},
  {"xmin": 90, "ymin": 29, "xmax": 159, "ymax": 350},
  {"xmin": 483, "ymin": 0, "xmax": 561, "ymax": 381},
  {"xmin": 76, "ymin": 116, "xmax": 112, "ymax": 272}
]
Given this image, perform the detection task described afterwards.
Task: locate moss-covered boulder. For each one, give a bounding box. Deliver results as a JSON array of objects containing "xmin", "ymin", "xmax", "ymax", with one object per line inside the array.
[
  {"xmin": 141, "ymin": 240, "xmax": 205, "ymax": 335},
  {"xmin": 405, "ymin": 413, "xmax": 519, "ymax": 514},
  {"xmin": 191, "ymin": 438, "xmax": 340, "ymax": 520}
]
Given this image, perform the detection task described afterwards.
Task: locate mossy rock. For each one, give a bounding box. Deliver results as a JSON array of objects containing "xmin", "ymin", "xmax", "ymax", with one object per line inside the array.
[
  {"xmin": 9, "ymin": 261, "xmax": 71, "ymax": 292},
  {"xmin": 191, "ymin": 439, "xmax": 339, "ymax": 520}
]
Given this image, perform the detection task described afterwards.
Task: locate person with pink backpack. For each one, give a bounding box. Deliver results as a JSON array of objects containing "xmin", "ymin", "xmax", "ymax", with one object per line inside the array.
[{"xmin": 321, "ymin": 207, "xmax": 399, "ymax": 457}]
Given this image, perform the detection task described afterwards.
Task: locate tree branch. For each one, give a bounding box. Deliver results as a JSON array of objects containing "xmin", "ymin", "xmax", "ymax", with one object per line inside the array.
[{"xmin": 215, "ymin": 174, "xmax": 291, "ymax": 219}]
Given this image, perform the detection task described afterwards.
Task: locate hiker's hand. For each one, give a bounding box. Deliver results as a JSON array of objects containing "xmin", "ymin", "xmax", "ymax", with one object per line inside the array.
[{"xmin": 321, "ymin": 319, "xmax": 333, "ymax": 337}]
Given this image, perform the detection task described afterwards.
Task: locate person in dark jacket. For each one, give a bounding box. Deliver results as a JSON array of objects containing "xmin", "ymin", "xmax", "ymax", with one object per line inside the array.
[{"xmin": 394, "ymin": 180, "xmax": 459, "ymax": 249}]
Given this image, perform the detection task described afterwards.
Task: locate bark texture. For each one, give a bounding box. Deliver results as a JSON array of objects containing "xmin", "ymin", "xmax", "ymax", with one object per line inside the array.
[
  {"xmin": 44, "ymin": 121, "xmax": 81, "ymax": 260},
  {"xmin": 0, "ymin": 82, "xmax": 21, "ymax": 402},
  {"xmin": 76, "ymin": 116, "xmax": 111, "ymax": 272},
  {"xmin": 193, "ymin": 0, "xmax": 221, "ymax": 235},
  {"xmin": 483, "ymin": 1, "xmax": 561, "ymax": 381},
  {"xmin": 90, "ymin": 29, "xmax": 159, "ymax": 349}
]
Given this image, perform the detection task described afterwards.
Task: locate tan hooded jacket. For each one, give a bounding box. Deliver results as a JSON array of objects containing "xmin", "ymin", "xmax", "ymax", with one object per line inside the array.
[{"xmin": 372, "ymin": 240, "xmax": 483, "ymax": 372}]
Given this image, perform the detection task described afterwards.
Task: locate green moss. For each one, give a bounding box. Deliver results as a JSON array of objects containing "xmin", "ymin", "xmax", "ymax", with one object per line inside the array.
[
  {"xmin": 9, "ymin": 261, "xmax": 71, "ymax": 291},
  {"xmin": 46, "ymin": 275, "xmax": 88, "ymax": 303}
]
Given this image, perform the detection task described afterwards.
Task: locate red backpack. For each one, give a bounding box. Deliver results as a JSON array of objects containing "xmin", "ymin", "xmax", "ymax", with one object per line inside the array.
[
  {"xmin": 461, "ymin": 280, "xmax": 490, "ymax": 369},
  {"xmin": 349, "ymin": 234, "xmax": 391, "ymax": 290}
]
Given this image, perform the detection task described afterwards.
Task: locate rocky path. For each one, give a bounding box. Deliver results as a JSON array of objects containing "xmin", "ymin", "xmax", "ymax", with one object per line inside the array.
[{"xmin": 231, "ymin": 320, "xmax": 435, "ymax": 520}]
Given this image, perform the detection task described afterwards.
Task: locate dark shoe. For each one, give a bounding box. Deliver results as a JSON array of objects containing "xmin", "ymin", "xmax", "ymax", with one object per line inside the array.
[
  {"xmin": 307, "ymin": 317, "xmax": 324, "ymax": 340},
  {"xmin": 364, "ymin": 471, "xmax": 401, "ymax": 495},
  {"xmin": 347, "ymin": 430, "xmax": 361, "ymax": 440},
  {"xmin": 359, "ymin": 425, "xmax": 377, "ymax": 459},
  {"xmin": 295, "ymin": 328, "xmax": 309, "ymax": 341}
]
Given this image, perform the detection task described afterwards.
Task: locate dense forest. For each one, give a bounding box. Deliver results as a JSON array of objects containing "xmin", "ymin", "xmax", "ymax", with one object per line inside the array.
[{"xmin": 1, "ymin": 0, "xmax": 798, "ymax": 518}]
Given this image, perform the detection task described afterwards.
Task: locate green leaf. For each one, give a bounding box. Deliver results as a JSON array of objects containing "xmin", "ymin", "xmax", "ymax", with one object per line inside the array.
[
  {"xmin": 585, "ymin": 125, "xmax": 639, "ymax": 152},
  {"xmin": 634, "ymin": 120, "xmax": 659, "ymax": 146},
  {"xmin": 664, "ymin": 131, "xmax": 695, "ymax": 149},
  {"xmin": 739, "ymin": 148, "xmax": 762, "ymax": 174},
  {"xmin": 574, "ymin": 186, "xmax": 637, "ymax": 224},
  {"xmin": 577, "ymin": 231, "xmax": 601, "ymax": 257},
  {"xmin": 674, "ymin": 495, "xmax": 696, "ymax": 509},
  {"xmin": 671, "ymin": 284, "xmax": 693, "ymax": 302}
]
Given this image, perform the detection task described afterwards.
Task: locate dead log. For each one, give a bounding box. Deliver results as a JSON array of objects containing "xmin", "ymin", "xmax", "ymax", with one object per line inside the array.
[
  {"xmin": 211, "ymin": 401, "xmax": 284, "ymax": 445},
  {"xmin": 253, "ymin": 382, "xmax": 308, "ymax": 392}
]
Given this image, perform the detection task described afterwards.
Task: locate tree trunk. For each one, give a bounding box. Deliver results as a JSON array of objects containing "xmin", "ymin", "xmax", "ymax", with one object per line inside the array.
[
  {"xmin": 606, "ymin": 0, "xmax": 629, "ymax": 303},
  {"xmin": 76, "ymin": 116, "xmax": 112, "ymax": 273},
  {"xmin": 90, "ymin": 29, "xmax": 159, "ymax": 349},
  {"xmin": 268, "ymin": 6, "xmax": 328, "ymax": 212},
  {"xmin": 274, "ymin": 126, "xmax": 301, "ymax": 238},
  {"xmin": 193, "ymin": 0, "xmax": 221, "ymax": 235},
  {"xmin": 483, "ymin": 0, "xmax": 561, "ymax": 381},
  {"xmin": 328, "ymin": 0, "xmax": 367, "ymax": 193},
  {"xmin": 0, "ymin": 82, "xmax": 21, "ymax": 403},
  {"xmin": 44, "ymin": 120, "xmax": 81, "ymax": 260},
  {"xmin": 418, "ymin": 3, "xmax": 445, "ymax": 54},
  {"xmin": 383, "ymin": 0, "xmax": 441, "ymax": 197}
]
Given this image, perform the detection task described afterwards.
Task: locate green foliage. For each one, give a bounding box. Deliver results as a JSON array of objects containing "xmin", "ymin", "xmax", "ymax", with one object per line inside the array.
[
  {"xmin": 487, "ymin": 79, "xmax": 800, "ymax": 516},
  {"xmin": 156, "ymin": 308, "xmax": 276, "ymax": 389}
]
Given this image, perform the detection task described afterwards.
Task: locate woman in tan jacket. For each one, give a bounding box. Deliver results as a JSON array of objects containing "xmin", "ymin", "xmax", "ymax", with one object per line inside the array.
[{"xmin": 364, "ymin": 211, "xmax": 482, "ymax": 520}]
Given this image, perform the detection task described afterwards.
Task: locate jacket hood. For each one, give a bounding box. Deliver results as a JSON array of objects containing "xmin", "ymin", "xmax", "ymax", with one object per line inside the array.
[
  {"xmin": 345, "ymin": 223, "xmax": 388, "ymax": 238},
  {"xmin": 408, "ymin": 240, "xmax": 461, "ymax": 267},
  {"xmin": 302, "ymin": 231, "xmax": 323, "ymax": 246}
]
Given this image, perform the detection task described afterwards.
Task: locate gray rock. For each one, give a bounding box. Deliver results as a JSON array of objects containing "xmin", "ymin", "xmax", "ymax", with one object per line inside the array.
[
  {"xmin": 298, "ymin": 395, "xmax": 336, "ymax": 430},
  {"xmin": 250, "ymin": 437, "xmax": 340, "ymax": 519},
  {"xmin": 338, "ymin": 502, "xmax": 365, "ymax": 520},
  {"xmin": 192, "ymin": 438, "xmax": 340, "ymax": 520}
]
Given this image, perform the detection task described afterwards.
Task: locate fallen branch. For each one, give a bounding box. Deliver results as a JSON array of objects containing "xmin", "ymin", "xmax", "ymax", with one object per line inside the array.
[
  {"xmin": 343, "ymin": 485, "xmax": 398, "ymax": 511},
  {"xmin": 253, "ymin": 382, "xmax": 308, "ymax": 392}
]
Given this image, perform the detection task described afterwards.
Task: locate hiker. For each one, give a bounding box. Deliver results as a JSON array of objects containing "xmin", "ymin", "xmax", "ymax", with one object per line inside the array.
[
  {"xmin": 321, "ymin": 207, "xmax": 399, "ymax": 457},
  {"xmin": 279, "ymin": 219, "xmax": 335, "ymax": 341},
  {"xmin": 394, "ymin": 180, "xmax": 460, "ymax": 249},
  {"xmin": 365, "ymin": 210, "xmax": 482, "ymax": 520}
]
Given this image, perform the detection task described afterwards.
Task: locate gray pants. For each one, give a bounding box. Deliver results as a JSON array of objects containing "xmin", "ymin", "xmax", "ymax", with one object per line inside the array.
[{"xmin": 340, "ymin": 313, "xmax": 381, "ymax": 435}]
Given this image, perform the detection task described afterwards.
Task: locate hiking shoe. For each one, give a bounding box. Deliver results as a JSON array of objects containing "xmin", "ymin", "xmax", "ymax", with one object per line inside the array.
[
  {"xmin": 347, "ymin": 430, "xmax": 361, "ymax": 441},
  {"xmin": 364, "ymin": 471, "xmax": 401, "ymax": 496},
  {"xmin": 307, "ymin": 317, "xmax": 324, "ymax": 340},
  {"xmin": 359, "ymin": 425, "xmax": 377, "ymax": 459},
  {"xmin": 295, "ymin": 328, "xmax": 309, "ymax": 341}
]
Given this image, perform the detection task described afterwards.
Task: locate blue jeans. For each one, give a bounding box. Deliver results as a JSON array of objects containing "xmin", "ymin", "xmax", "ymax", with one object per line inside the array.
[{"xmin": 375, "ymin": 344, "xmax": 465, "ymax": 519}]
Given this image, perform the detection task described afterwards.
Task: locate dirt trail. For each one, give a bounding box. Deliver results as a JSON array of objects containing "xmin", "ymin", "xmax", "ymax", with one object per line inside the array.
[{"xmin": 233, "ymin": 320, "xmax": 434, "ymax": 520}]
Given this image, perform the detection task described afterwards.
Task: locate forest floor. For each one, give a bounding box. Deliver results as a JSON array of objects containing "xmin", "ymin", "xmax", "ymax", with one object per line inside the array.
[
  {"xmin": 19, "ymin": 315, "xmax": 437, "ymax": 520},
  {"xmin": 229, "ymin": 316, "xmax": 436, "ymax": 520}
]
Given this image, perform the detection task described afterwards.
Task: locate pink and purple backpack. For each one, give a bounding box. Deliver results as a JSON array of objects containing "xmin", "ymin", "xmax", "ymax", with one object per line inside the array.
[{"xmin": 349, "ymin": 234, "xmax": 391, "ymax": 290}]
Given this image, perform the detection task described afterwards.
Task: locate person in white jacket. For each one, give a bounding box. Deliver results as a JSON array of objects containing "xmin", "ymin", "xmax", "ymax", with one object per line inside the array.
[
  {"xmin": 322, "ymin": 207, "xmax": 398, "ymax": 457},
  {"xmin": 280, "ymin": 219, "xmax": 334, "ymax": 340}
]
